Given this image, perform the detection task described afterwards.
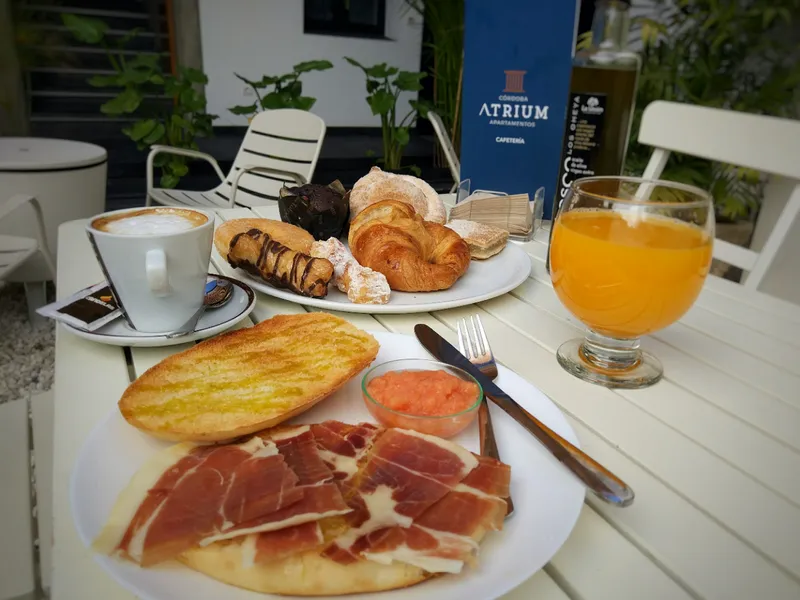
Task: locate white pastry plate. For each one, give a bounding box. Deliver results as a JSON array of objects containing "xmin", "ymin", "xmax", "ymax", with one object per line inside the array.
[
  {"xmin": 62, "ymin": 274, "xmax": 256, "ymax": 347},
  {"xmin": 230, "ymin": 242, "xmax": 532, "ymax": 314},
  {"xmin": 71, "ymin": 331, "xmax": 583, "ymax": 600}
]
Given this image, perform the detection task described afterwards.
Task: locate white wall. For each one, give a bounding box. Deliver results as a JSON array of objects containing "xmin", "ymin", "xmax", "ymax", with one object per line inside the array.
[{"xmin": 198, "ymin": 0, "xmax": 424, "ymax": 127}]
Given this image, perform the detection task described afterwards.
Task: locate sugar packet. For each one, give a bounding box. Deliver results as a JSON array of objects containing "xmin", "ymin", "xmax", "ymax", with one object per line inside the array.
[{"xmin": 37, "ymin": 282, "xmax": 122, "ymax": 331}]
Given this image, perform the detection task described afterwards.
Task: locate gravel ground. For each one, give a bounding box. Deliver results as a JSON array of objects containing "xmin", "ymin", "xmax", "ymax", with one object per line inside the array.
[{"xmin": 0, "ymin": 283, "xmax": 55, "ymax": 405}]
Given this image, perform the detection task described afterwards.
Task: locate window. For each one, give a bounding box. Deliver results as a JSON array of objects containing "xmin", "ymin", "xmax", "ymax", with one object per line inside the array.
[{"xmin": 304, "ymin": 0, "xmax": 387, "ymax": 39}]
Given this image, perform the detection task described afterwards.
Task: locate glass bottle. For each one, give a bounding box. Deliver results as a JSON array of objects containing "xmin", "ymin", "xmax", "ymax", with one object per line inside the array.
[{"xmin": 547, "ymin": 0, "xmax": 640, "ymax": 272}]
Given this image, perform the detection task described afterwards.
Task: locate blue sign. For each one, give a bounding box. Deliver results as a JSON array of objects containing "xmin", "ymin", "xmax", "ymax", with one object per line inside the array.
[{"xmin": 460, "ymin": 0, "xmax": 578, "ymax": 218}]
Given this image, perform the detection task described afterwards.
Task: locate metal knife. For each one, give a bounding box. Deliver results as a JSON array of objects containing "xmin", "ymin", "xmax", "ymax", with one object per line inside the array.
[{"xmin": 414, "ymin": 324, "xmax": 635, "ymax": 507}]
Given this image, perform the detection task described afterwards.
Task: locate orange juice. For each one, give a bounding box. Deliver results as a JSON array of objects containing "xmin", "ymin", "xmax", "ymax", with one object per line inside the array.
[{"xmin": 550, "ymin": 209, "xmax": 712, "ymax": 338}]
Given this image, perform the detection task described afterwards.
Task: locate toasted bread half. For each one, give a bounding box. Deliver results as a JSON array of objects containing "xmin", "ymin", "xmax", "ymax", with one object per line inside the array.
[
  {"xmin": 119, "ymin": 313, "xmax": 379, "ymax": 442},
  {"xmin": 180, "ymin": 544, "xmax": 429, "ymax": 596},
  {"xmin": 214, "ymin": 219, "xmax": 314, "ymax": 256}
]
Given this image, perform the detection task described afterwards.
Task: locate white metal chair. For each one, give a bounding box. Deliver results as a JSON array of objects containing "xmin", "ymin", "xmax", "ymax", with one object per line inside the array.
[
  {"xmin": 0, "ymin": 194, "xmax": 57, "ymax": 322},
  {"xmin": 0, "ymin": 194, "xmax": 56, "ymax": 281},
  {"xmin": 639, "ymin": 100, "xmax": 800, "ymax": 290},
  {"xmin": 427, "ymin": 111, "xmax": 460, "ymax": 193},
  {"xmin": 146, "ymin": 109, "xmax": 326, "ymax": 210}
]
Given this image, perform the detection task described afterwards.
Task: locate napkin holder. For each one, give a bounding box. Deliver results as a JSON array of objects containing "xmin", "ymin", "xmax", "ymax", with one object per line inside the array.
[{"xmin": 450, "ymin": 186, "xmax": 544, "ymax": 242}]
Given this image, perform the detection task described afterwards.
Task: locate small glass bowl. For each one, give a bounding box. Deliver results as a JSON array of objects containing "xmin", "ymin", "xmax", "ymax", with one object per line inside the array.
[{"xmin": 361, "ymin": 358, "xmax": 483, "ymax": 438}]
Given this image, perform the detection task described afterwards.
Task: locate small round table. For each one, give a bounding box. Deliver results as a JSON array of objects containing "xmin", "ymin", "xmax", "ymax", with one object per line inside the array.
[{"xmin": 0, "ymin": 137, "xmax": 108, "ymax": 282}]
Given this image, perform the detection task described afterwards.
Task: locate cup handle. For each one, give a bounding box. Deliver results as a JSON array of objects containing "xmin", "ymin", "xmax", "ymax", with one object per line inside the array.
[{"xmin": 146, "ymin": 249, "xmax": 170, "ymax": 296}]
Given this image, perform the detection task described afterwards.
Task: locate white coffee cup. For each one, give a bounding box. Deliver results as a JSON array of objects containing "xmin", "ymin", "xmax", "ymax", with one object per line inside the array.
[{"xmin": 86, "ymin": 206, "xmax": 214, "ymax": 333}]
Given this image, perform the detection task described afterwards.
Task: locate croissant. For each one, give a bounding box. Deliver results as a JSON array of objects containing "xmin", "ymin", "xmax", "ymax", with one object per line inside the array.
[
  {"xmin": 226, "ymin": 228, "xmax": 333, "ymax": 298},
  {"xmin": 348, "ymin": 200, "xmax": 470, "ymax": 292}
]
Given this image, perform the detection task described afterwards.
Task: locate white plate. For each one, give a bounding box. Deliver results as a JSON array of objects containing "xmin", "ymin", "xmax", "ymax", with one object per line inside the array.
[
  {"xmin": 233, "ymin": 243, "xmax": 532, "ymax": 314},
  {"xmin": 62, "ymin": 274, "xmax": 256, "ymax": 347},
  {"xmin": 71, "ymin": 331, "xmax": 584, "ymax": 600}
]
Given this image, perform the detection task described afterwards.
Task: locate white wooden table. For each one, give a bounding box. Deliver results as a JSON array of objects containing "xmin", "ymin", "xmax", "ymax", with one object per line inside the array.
[{"xmin": 52, "ymin": 206, "xmax": 800, "ymax": 600}]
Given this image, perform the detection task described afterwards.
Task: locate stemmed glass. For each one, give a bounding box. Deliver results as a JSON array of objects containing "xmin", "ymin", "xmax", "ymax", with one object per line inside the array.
[{"xmin": 549, "ymin": 176, "xmax": 714, "ymax": 388}]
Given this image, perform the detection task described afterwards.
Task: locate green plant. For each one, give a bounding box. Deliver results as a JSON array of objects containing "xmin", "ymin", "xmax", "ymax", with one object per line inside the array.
[
  {"xmin": 229, "ymin": 60, "xmax": 333, "ymax": 119},
  {"xmin": 623, "ymin": 0, "xmax": 800, "ymax": 220},
  {"xmin": 404, "ymin": 0, "xmax": 464, "ymax": 159},
  {"xmin": 345, "ymin": 57, "xmax": 428, "ymax": 172},
  {"xmin": 61, "ymin": 13, "xmax": 217, "ymax": 188}
]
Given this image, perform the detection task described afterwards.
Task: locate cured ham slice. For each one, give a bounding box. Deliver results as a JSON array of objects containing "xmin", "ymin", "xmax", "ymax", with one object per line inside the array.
[
  {"xmin": 250, "ymin": 522, "xmax": 324, "ymax": 565},
  {"xmin": 202, "ymin": 427, "xmax": 351, "ymax": 545},
  {"xmin": 338, "ymin": 454, "xmax": 510, "ymax": 573},
  {"xmin": 271, "ymin": 426, "xmax": 333, "ymax": 486},
  {"xmin": 460, "ymin": 454, "xmax": 512, "ymax": 497},
  {"xmin": 312, "ymin": 421, "xmax": 380, "ymax": 482},
  {"xmin": 96, "ymin": 420, "xmax": 512, "ymax": 581},
  {"xmin": 200, "ymin": 482, "xmax": 350, "ymax": 544},
  {"xmin": 94, "ymin": 436, "xmax": 303, "ymax": 566},
  {"xmin": 324, "ymin": 428, "xmax": 478, "ymax": 563}
]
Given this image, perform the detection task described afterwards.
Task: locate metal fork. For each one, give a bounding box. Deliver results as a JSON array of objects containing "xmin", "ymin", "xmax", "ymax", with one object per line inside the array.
[{"xmin": 457, "ymin": 314, "xmax": 515, "ymax": 516}]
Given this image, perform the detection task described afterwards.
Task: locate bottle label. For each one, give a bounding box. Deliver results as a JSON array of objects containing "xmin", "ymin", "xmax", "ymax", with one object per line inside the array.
[{"xmin": 555, "ymin": 92, "xmax": 608, "ymax": 209}]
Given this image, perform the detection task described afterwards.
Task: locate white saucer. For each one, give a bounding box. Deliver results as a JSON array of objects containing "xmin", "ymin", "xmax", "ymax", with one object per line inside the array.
[{"xmin": 63, "ymin": 274, "xmax": 256, "ymax": 347}]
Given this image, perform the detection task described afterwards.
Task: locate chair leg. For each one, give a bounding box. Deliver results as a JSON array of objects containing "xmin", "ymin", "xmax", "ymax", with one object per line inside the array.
[{"xmin": 23, "ymin": 281, "xmax": 49, "ymax": 326}]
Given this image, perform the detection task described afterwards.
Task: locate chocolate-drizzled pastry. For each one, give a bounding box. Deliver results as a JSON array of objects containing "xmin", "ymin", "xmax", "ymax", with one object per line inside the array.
[{"xmin": 227, "ymin": 229, "xmax": 333, "ymax": 298}]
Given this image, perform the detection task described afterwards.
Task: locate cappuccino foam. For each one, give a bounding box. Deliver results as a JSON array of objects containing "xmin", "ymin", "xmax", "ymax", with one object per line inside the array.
[{"xmin": 93, "ymin": 208, "xmax": 207, "ymax": 235}]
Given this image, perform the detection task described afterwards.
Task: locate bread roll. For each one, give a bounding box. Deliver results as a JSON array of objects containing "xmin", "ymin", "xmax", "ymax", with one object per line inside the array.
[
  {"xmin": 349, "ymin": 167, "xmax": 446, "ymax": 224},
  {"xmin": 119, "ymin": 313, "xmax": 380, "ymax": 442},
  {"xmin": 445, "ymin": 220, "xmax": 509, "ymax": 259}
]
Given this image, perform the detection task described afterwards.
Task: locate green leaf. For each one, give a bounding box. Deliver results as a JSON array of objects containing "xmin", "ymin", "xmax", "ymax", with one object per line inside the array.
[
  {"xmin": 181, "ymin": 67, "xmax": 208, "ymax": 84},
  {"xmin": 286, "ymin": 80, "xmax": 302, "ymax": 98},
  {"xmin": 261, "ymin": 92, "xmax": 287, "ymax": 110},
  {"xmin": 256, "ymin": 75, "xmax": 278, "ymax": 88},
  {"xmin": 576, "ymin": 30, "xmax": 593, "ymax": 51},
  {"xmin": 123, "ymin": 118, "xmax": 157, "ymax": 141},
  {"xmin": 152, "ymin": 153, "xmax": 170, "ymax": 167},
  {"xmin": 229, "ymin": 103, "xmax": 258, "ymax": 115},
  {"xmin": 344, "ymin": 56, "xmax": 366, "ymax": 70},
  {"xmin": 367, "ymin": 90, "xmax": 394, "ymax": 116},
  {"xmin": 149, "ymin": 74, "xmax": 164, "ymax": 85},
  {"xmin": 366, "ymin": 79, "xmax": 380, "ymax": 93},
  {"xmin": 127, "ymin": 54, "xmax": 160, "ymax": 71},
  {"xmin": 116, "ymin": 27, "xmax": 142, "ymax": 48},
  {"xmin": 365, "ymin": 63, "xmax": 394, "ymax": 78},
  {"xmin": 762, "ymin": 7, "xmax": 777, "ymax": 28},
  {"xmin": 118, "ymin": 67, "xmax": 152, "ymax": 85},
  {"xmin": 88, "ymin": 74, "xmax": 120, "ymax": 87},
  {"xmin": 160, "ymin": 172, "xmax": 180, "ymax": 188},
  {"xmin": 61, "ymin": 13, "xmax": 107, "ymax": 44},
  {"xmin": 407, "ymin": 165, "xmax": 421, "ymax": 177},
  {"xmin": 395, "ymin": 71, "xmax": 426, "ymax": 91},
  {"xmin": 179, "ymin": 88, "xmax": 205, "ymax": 112},
  {"xmin": 171, "ymin": 114, "xmax": 191, "ymax": 129},
  {"xmin": 169, "ymin": 161, "xmax": 189, "ymax": 177},
  {"xmin": 234, "ymin": 72, "xmax": 259, "ymax": 87},
  {"xmin": 293, "ymin": 59, "xmax": 334, "ymax": 73},
  {"xmin": 409, "ymin": 99, "xmax": 430, "ymax": 118},
  {"xmin": 394, "ymin": 127, "xmax": 410, "ymax": 147},
  {"xmin": 142, "ymin": 123, "xmax": 166, "ymax": 145},
  {"xmin": 100, "ymin": 88, "xmax": 142, "ymax": 115},
  {"xmin": 293, "ymin": 96, "xmax": 316, "ymax": 111}
]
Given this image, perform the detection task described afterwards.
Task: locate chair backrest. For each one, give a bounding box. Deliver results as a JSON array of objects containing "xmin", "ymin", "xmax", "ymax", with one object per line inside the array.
[
  {"xmin": 427, "ymin": 111, "xmax": 460, "ymax": 186},
  {"xmin": 638, "ymin": 101, "xmax": 800, "ymax": 289},
  {"xmin": 216, "ymin": 109, "xmax": 326, "ymax": 207}
]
